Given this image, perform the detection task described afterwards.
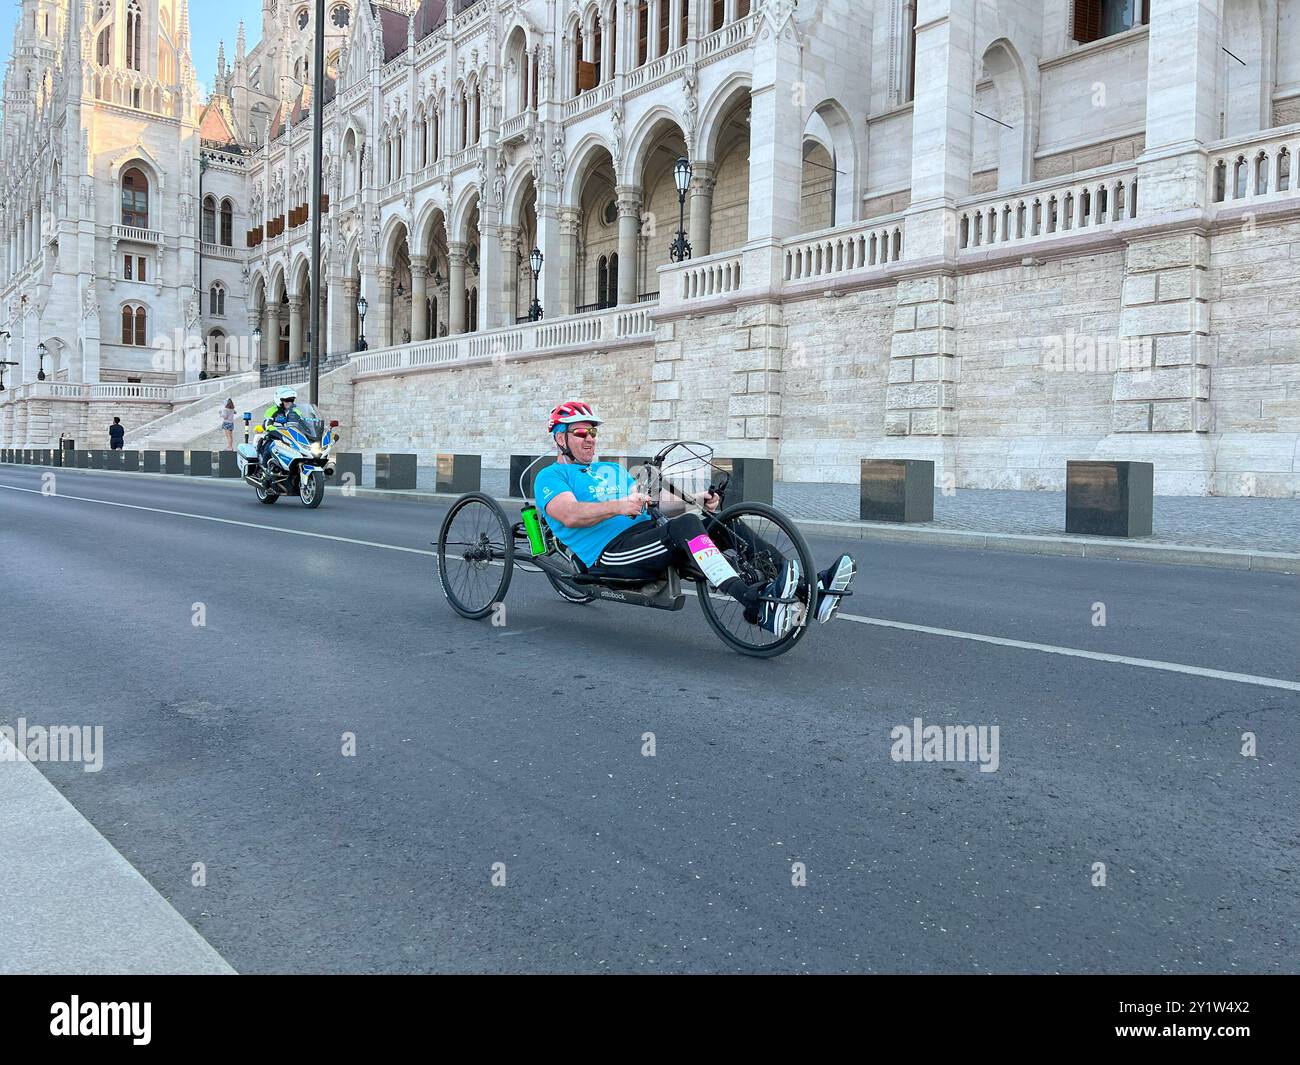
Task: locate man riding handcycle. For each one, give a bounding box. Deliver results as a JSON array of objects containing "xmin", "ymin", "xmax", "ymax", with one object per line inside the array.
[{"xmin": 435, "ymin": 401, "xmax": 857, "ymax": 657}]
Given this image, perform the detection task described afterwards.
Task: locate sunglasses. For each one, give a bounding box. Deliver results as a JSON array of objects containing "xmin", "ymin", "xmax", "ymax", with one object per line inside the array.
[{"xmin": 567, "ymin": 427, "xmax": 598, "ymax": 439}]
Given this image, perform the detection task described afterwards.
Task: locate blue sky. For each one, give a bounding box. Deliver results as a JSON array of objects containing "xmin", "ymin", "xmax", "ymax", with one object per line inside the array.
[{"xmin": 1, "ymin": 1, "xmax": 265, "ymax": 100}]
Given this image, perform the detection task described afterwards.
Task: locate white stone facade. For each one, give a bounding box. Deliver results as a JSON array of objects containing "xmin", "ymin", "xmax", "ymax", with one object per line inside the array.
[{"xmin": 3, "ymin": 0, "xmax": 1299, "ymax": 495}]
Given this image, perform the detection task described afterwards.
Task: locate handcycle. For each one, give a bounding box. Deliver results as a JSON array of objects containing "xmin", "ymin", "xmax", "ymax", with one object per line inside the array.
[{"xmin": 434, "ymin": 441, "xmax": 844, "ymax": 657}]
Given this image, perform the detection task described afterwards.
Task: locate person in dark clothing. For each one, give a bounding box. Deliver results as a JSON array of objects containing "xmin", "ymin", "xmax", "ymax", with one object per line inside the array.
[{"xmin": 108, "ymin": 418, "xmax": 125, "ymax": 450}]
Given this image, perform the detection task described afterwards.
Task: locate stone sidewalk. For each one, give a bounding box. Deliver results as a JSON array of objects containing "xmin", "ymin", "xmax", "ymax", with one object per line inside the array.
[{"xmin": 366, "ymin": 464, "xmax": 1298, "ymax": 555}]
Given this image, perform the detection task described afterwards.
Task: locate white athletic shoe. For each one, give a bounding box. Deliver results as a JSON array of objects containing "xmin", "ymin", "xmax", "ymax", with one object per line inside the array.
[
  {"xmin": 816, "ymin": 554, "xmax": 857, "ymax": 624},
  {"xmin": 757, "ymin": 558, "xmax": 803, "ymax": 638}
]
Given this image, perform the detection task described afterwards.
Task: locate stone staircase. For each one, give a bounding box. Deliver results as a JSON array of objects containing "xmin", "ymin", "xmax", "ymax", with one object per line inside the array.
[{"xmin": 131, "ymin": 383, "xmax": 285, "ymax": 451}]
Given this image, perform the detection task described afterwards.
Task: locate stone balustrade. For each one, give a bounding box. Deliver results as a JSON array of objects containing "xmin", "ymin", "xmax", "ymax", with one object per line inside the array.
[
  {"xmin": 349, "ymin": 304, "xmax": 656, "ymax": 381},
  {"xmin": 957, "ymin": 163, "xmax": 1140, "ymax": 252},
  {"xmin": 1208, "ymin": 124, "xmax": 1299, "ymax": 209}
]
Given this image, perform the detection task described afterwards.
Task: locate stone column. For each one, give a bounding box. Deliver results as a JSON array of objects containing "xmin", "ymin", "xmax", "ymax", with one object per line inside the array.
[
  {"xmin": 615, "ymin": 186, "xmax": 641, "ymax": 305},
  {"xmin": 478, "ymin": 222, "xmax": 503, "ymax": 330},
  {"xmin": 375, "ymin": 267, "xmax": 394, "ymax": 346},
  {"xmin": 327, "ymin": 274, "xmax": 351, "ymax": 355},
  {"xmin": 1140, "ymin": 0, "xmax": 1220, "ymax": 215},
  {"xmin": 880, "ymin": 0, "xmax": 974, "ymax": 446},
  {"xmin": 649, "ymin": 0, "xmax": 662, "ymax": 60},
  {"xmin": 266, "ymin": 304, "xmax": 283, "ymax": 366},
  {"xmin": 410, "ymin": 255, "xmax": 429, "ymax": 340},
  {"xmin": 744, "ymin": 3, "xmax": 806, "ymax": 247},
  {"xmin": 902, "ymin": 0, "xmax": 976, "ymax": 261},
  {"xmin": 288, "ymin": 298, "xmax": 304, "ymax": 363},
  {"xmin": 688, "ymin": 162, "xmax": 715, "ymax": 258},
  {"xmin": 534, "ymin": 187, "xmax": 563, "ymax": 321},
  {"xmin": 499, "ymin": 226, "xmax": 520, "ymax": 325},
  {"xmin": 1104, "ymin": 0, "xmax": 1219, "ymax": 450},
  {"xmin": 448, "ymin": 242, "xmax": 467, "ymax": 334},
  {"xmin": 558, "ymin": 207, "xmax": 581, "ymax": 316}
]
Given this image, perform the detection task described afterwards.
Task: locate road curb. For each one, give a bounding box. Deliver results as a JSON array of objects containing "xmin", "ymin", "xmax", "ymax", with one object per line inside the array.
[{"xmin": 4, "ymin": 461, "xmax": 1297, "ymax": 574}]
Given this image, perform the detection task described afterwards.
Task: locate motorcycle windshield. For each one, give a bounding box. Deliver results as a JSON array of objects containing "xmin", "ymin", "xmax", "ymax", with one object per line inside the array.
[{"xmin": 283, "ymin": 404, "xmax": 324, "ymax": 443}]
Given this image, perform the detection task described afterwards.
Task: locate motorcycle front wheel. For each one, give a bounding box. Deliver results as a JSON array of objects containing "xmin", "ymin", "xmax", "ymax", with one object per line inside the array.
[{"xmin": 300, "ymin": 469, "xmax": 325, "ymax": 508}]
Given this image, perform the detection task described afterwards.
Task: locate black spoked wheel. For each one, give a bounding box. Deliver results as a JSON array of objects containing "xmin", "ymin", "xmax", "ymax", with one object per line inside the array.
[
  {"xmin": 300, "ymin": 469, "xmax": 325, "ymax": 508},
  {"xmin": 543, "ymin": 547, "xmax": 595, "ymax": 604},
  {"xmin": 696, "ymin": 501, "xmax": 818, "ymax": 658},
  {"xmin": 437, "ymin": 493, "xmax": 514, "ymax": 620}
]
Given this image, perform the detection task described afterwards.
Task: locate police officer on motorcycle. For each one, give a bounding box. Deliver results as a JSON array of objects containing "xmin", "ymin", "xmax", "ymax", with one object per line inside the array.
[{"xmin": 257, "ymin": 387, "xmax": 297, "ymax": 484}]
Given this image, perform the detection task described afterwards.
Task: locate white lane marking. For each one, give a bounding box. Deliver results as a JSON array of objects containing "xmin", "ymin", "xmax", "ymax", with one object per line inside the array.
[
  {"xmin": 6, "ymin": 481, "xmax": 1296, "ymax": 693},
  {"xmin": 0, "ymin": 483, "xmax": 435, "ymax": 556},
  {"xmin": 834, "ymin": 613, "xmax": 1300, "ymax": 693}
]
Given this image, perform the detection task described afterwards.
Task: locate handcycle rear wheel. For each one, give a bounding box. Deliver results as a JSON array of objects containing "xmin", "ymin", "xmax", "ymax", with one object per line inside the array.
[
  {"xmin": 437, "ymin": 492, "xmax": 514, "ymax": 619},
  {"xmin": 695, "ymin": 501, "xmax": 818, "ymax": 658}
]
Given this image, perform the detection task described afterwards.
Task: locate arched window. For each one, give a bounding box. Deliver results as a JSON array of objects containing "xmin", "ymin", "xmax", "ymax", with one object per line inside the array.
[
  {"xmin": 1234, "ymin": 156, "xmax": 1248, "ymax": 199},
  {"xmin": 126, "ymin": 1, "xmax": 143, "ymax": 71},
  {"xmin": 96, "ymin": 27, "xmax": 111, "ymax": 66},
  {"xmin": 637, "ymin": 2, "xmax": 649, "ymax": 66},
  {"xmin": 202, "ymin": 196, "xmax": 217, "ymax": 243},
  {"xmin": 220, "ymin": 200, "xmax": 234, "ymax": 246},
  {"xmin": 121, "ymin": 304, "xmax": 148, "ymax": 346},
  {"xmin": 121, "ymin": 167, "xmax": 149, "ymax": 228},
  {"xmin": 209, "ymin": 283, "xmax": 226, "ymax": 316},
  {"xmin": 658, "ymin": 1, "xmax": 669, "ymax": 56},
  {"xmin": 1279, "ymin": 148, "xmax": 1292, "ymax": 193},
  {"xmin": 472, "ymin": 88, "xmax": 481, "ymax": 144},
  {"xmin": 597, "ymin": 255, "xmax": 609, "ymax": 307},
  {"xmin": 608, "ymin": 253, "xmax": 619, "ymax": 304},
  {"xmin": 1213, "ymin": 159, "xmax": 1227, "ymax": 203}
]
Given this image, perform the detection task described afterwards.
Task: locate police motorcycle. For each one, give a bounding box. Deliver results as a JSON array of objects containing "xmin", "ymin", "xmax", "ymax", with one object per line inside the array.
[{"xmin": 236, "ymin": 403, "xmax": 339, "ymax": 507}]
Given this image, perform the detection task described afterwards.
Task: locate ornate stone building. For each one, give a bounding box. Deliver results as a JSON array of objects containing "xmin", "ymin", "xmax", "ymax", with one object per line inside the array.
[{"xmin": 3, "ymin": 0, "xmax": 1299, "ymax": 495}]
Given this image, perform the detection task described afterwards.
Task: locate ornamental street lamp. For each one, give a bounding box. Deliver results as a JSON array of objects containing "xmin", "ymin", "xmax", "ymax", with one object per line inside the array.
[
  {"xmin": 252, "ymin": 325, "xmax": 263, "ymax": 372},
  {"xmin": 36, "ymin": 341, "xmax": 47, "ymax": 381},
  {"xmin": 669, "ymin": 156, "xmax": 693, "ymax": 263},
  {"xmin": 356, "ymin": 294, "xmax": 369, "ymax": 351},
  {"xmin": 528, "ymin": 247, "xmax": 544, "ymax": 321}
]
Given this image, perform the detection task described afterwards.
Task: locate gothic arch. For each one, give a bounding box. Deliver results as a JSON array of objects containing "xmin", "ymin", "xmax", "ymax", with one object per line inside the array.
[
  {"xmin": 563, "ymin": 131, "xmax": 615, "ymax": 204},
  {"xmin": 380, "ymin": 214, "xmax": 412, "ymax": 269},
  {"xmin": 413, "ymin": 201, "xmax": 449, "ymax": 259},
  {"xmin": 450, "ymin": 184, "xmax": 481, "ymax": 244},
  {"xmin": 696, "ymin": 71, "xmax": 753, "ymax": 168},
  {"xmin": 503, "ymin": 162, "xmax": 539, "ymax": 229},
  {"xmin": 623, "ymin": 105, "xmax": 688, "ymax": 186}
]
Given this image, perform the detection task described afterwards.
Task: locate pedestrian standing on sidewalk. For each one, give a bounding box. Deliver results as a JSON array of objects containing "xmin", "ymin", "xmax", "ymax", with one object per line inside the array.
[
  {"xmin": 220, "ymin": 399, "xmax": 237, "ymax": 450},
  {"xmin": 108, "ymin": 417, "xmax": 125, "ymax": 451}
]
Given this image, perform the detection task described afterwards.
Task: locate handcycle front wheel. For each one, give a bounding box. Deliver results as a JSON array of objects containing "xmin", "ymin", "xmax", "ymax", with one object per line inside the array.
[
  {"xmin": 695, "ymin": 501, "xmax": 818, "ymax": 658},
  {"xmin": 542, "ymin": 548, "xmax": 595, "ymax": 604},
  {"xmin": 437, "ymin": 492, "xmax": 514, "ymax": 619}
]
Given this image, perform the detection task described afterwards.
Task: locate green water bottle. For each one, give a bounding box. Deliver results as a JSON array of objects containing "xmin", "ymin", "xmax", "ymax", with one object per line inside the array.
[{"xmin": 521, "ymin": 504, "xmax": 547, "ymax": 556}]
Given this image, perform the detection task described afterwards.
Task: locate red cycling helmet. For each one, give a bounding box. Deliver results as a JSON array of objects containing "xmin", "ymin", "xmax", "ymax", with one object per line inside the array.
[{"xmin": 548, "ymin": 400, "xmax": 604, "ymax": 434}]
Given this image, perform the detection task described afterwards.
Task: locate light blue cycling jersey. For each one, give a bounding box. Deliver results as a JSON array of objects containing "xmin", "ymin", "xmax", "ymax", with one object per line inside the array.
[{"xmin": 533, "ymin": 461, "xmax": 650, "ymax": 566}]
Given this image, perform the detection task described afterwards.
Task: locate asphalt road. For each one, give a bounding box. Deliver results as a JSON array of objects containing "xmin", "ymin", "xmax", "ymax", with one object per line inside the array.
[{"xmin": 1, "ymin": 465, "xmax": 1297, "ymax": 973}]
